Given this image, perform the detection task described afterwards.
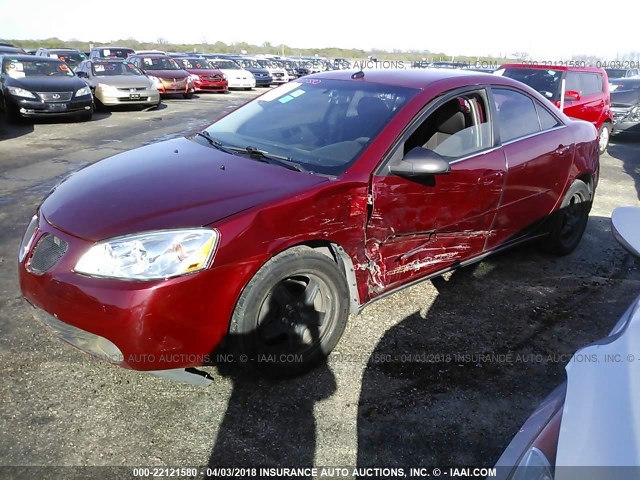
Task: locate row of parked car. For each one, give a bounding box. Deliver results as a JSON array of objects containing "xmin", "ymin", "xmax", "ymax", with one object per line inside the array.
[
  {"xmin": 0, "ymin": 42, "xmax": 352, "ymax": 122},
  {"xmin": 1, "ymin": 42, "xmax": 639, "ymax": 147}
]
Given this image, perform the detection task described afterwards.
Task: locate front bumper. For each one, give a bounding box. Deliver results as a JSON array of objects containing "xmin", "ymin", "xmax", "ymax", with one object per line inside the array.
[
  {"xmin": 9, "ymin": 95, "xmax": 93, "ymax": 118},
  {"xmin": 156, "ymin": 79, "xmax": 193, "ymax": 96},
  {"xmin": 97, "ymin": 90, "xmax": 160, "ymax": 106},
  {"xmin": 612, "ymin": 106, "xmax": 640, "ymax": 134},
  {"xmin": 253, "ymin": 76, "xmax": 273, "ymax": 86},
  {"xmin": 194, "ymin": 79, "xmax": 228, "ymax": 92},
  {"xmin": 19, "ymin": 215, "xmax": 237, "ymax": 371}
]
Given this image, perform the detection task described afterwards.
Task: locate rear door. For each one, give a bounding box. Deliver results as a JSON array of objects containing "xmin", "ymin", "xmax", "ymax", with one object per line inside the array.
[
  {"xmin": 488, "ymin": 87, "xmax": 574, "ymax": 249},
  {"xmin": 563, "ymin": 71, "xmax": 606, "ymax": 127}
]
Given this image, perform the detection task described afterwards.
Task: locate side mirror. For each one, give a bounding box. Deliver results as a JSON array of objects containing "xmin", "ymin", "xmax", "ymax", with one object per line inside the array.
[
  {"xmin": 611, "ymin": 206, "xmax": 640, "ymax": 257},
  {"xmin": 389, "ymin": 147, "xmax": 451, "ymax": 177},
  {"xmin": 564, "ymin": 90, "xmax": 581, "ymax": 101}
]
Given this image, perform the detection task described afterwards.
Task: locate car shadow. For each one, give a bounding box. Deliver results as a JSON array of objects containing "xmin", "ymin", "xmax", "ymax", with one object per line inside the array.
[
  {"xmin": 206, "ymin": 291, "xmax": 336, "ymax": 477},
  {"xmin": 608, "ymin": 133, "xmax": 640, "ymax": 200},
  {"xmin": 0, "ymin": 116, "xmax": 34, "ymax": 140},
  {"xmin": 356, "ymin": 213, "xmax": 637, "ymax": 468}
]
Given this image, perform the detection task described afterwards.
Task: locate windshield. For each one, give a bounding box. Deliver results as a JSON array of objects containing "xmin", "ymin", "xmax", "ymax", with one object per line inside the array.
[
  {"xmin": 97, "ymin": 48, "xmax": 133, "ymax": 59},
  {"xmin": 178, "ymin": 58, "xmax": 214, "ymax": 70},
  {"xmin": 201, "ymin": 79, "xmax": 417, "ymax": 176},
  {"xmin": 2, "ymin": 58, "xmax": 74, "ymax": 78},
  {"xmin": 237, "ymin": 59, "xmax": 260, "ymax": 69},
  {"xmin": 92, "ymin": 61, "xmax": 143, "ymax": 76},
  {"xmin": 140, "ymin": 57, "xmax": 181, "ymax": 70},
  {"xmin": 52, "ymin": 51, "xmax": 86, "ymax": 66},
  {"xmin": 606, "ymin": 69, "xmax": 628, "ymax": 79},
  {"xmin": 209, "ymin": 59, "xmax": 240, "ymax": 70},
  {"xmin": 501, "ymin": 67, "xmax": 563, "ymax": 100}
]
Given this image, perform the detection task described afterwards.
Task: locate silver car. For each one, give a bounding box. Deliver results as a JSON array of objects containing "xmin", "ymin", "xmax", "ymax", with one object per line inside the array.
[{"xmin": 75, "ymin": 59, "xmax": 160, "ymax": 108}]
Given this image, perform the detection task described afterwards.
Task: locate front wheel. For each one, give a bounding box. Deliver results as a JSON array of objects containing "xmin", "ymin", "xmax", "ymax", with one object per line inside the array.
[
  {"xmin": 541, "ymin": 179, "xmax": 591, "ymax": 255},
  {"xmin": 227, "ymin": 246, "xmax": 349, "ymax": 377},
  {"xmin": 598, "ymin": 122, "xmax": 611, "ymax": 155},
  {"xmin": 183, "ymin": 91, "xmax": 194, "ymax": 99}
]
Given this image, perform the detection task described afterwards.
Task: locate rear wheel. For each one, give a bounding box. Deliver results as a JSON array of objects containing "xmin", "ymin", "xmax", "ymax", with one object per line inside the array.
[
  {"xmin": 227, "ymin": 246, "xmax": 349, "ymax": 377},
  {"xmin": 598, "ymin": 122, "xmax": 611, "ymax": 155},
  {"xmin": 541, "ymin": 180, "xmax": 591, "ymax": 255}
]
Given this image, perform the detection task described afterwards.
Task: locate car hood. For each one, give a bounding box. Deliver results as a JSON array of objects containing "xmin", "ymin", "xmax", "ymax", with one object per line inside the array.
[
  {"xmin": 142, "ymin": 69, "xmax": 188, "ymax": 79},
  {"xmin": 8, "ymin": 75, "xmax": 86, "ymax": 91},
  {"xmin": 611, "ymin": 89, "xmax": 640, "ymax": 107},
  {"xmin": 186, "ymin": 69, "xmax": 224, "ymax": 77},
  {"xmin": 220, "ymin": 69, "xmax": 253, "ymax": 79},
  {"xmin": 93, "ymin": 75, "xmax": 153, "ymax": 88},
  {"xmin": 555, "ymin": 293, "xmax": 640, "ymax": 473},
  {"xmin": 41, "ymin": 137, "xmax": 328, "ymax": 241}
]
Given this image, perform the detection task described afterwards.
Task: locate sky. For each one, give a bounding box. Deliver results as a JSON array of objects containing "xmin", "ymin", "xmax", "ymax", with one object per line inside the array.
[{"xmin": 1, "ymin": 0, "xmax": 638, "ymax": 60}]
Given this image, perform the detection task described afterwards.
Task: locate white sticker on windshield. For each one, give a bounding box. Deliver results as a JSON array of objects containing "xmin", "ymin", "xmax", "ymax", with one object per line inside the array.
[
  {"xmin": 258, "ymin": 81, "xmax": 303, "ymax": 102},
  {"xmin": 94, "ymin": 65, "xmax": 105, "ymax": 72},
  {"xmin": 103, "ymin": 49, "xmax": 110, "ymax": 56},
  {"xmin": 144, "ymin": 58, "xmax": 153, "ymax": 66}
]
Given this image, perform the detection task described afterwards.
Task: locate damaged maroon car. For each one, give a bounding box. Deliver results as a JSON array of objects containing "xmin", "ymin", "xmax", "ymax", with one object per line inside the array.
[{"xmin": 18, "ymin": 69, "xmax": 599, "ymax": 382}]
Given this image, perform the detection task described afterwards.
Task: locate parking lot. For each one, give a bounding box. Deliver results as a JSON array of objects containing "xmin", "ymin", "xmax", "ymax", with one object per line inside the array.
[{"xmin": 1, "ymin": 89, "xmax": 640, "ymax": 477}]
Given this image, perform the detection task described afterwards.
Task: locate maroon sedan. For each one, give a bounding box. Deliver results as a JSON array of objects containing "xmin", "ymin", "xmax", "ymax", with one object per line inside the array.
[
  {"xmin": 176, "ymin": 57, "xmax": 228, "ymax": 93},
  {"xmin": 18, "ymin": 69, "xmax": 599, "ymax": 382},
  {"xmin": 127, "ymin": 54, "xmax": 195, "ymax": 99}
]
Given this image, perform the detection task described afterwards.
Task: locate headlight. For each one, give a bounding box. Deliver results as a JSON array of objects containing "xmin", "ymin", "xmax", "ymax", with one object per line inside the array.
[
  {"xmin": 75, "ymin": 86, "xmax": 91, "ymax": 97},
  {"xmin": 147, "ymin": 75, "xmax": 163, "ymax": 87},
  {"xmin": 75, "ymin": 228, "xmax": 219, "ymax": 280},
  {"xmin": 511, "ymin": 447, "xmax": 553, "ymax": 480},
  {"xmin": 18, "ymin": 215, "xmax": 39, "ymax": 262},
  {"xmin": 222, "ymin": 73, "xmax": 227, "ymax": 80},
  {"xmin": 189, "ymin": 74, "xmax": 200, "ymax": 82},
  {"xmin": 97, "ymin": 83, "xmax": 118, "ymax": 94},
  {"xmin": 7, "ymin": 86, "xmax": 35, "ymax": 98}
]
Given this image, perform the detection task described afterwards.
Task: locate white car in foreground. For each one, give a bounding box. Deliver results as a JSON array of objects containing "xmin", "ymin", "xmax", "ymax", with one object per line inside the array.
[{"xmin": 495, "ymin": 205, "xmax": 640, "ymax": 480}]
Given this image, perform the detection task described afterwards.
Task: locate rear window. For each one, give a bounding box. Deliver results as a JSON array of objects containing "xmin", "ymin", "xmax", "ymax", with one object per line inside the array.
[{"xmin": 500, "ymin": 68, "xmax": 563, "ymax": 101}]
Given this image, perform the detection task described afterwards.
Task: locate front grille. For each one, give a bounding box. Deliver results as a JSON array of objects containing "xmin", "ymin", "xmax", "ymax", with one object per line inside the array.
[
  {"xmin": 203, "ymin": 75, "xmax": 222, "ymax": 80},
  {"xmin": 29, "ymin": 234, "xmax": 68, "ymax": 274},
  {"xmin": 117, "ymin": 87, "xmax": 147, "ymax": 92},
  {"xmin": 37, "ymin": 92, "xmax": 73, "ymax": 102},
  {"xmin": 117, "ymin": 97, "xmax": 151, "ymax": 102},
  {"xmin": 273, "ymin": 73, "xmax": 284, "ymax": 78}
]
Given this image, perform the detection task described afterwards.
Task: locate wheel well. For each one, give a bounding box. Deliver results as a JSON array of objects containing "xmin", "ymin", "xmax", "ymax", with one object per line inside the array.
[
  {"xmin": 576, "ymin": 173, "xmax": 593, "ymax": 199},
  {"xmin": 293, "ymin": 241, "xmax": 360, "ymax": 314}
]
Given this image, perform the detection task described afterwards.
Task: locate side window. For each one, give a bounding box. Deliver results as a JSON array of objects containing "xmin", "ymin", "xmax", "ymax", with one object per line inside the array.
[
  {"xmin": 401, "ymin": 90, "xmax": 493, "ymax": 161},
  {"xmin": 580, "ymin": 73, "xmax": 603, "ymax": 95},
  {"xmin": 565, "ymin": 72, "xmax": 581, "ymax": 92},
  {"xmin": 493, "ymin": 88, "xmax": 541, "ymax": 142},
  {"xmin": 535, "ymin": 102, "xmax": 561, "ymax": 130}
]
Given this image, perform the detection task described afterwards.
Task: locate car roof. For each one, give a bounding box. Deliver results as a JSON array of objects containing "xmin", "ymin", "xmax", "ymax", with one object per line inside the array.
[
  {"xmin": 0, "ymin": 54, "xmax": 61, "ymax": 62},
  {"xmin": 92, "ymin": 46, "xmax": 135, "ymax": 51},
  {"xmin": 305, "ymin": 68, "xmax": 513, "ymax": 90},
  {"xmin": 46, "ymin": 48, "xmax": 80, "ymax": 51},
  {"xmin": 130, "ymin": 53, "xmax": 170, "ymax": 58},
  {"xmin": 500, "ymin": 63, "xmax": 605, "ymax": 74}
]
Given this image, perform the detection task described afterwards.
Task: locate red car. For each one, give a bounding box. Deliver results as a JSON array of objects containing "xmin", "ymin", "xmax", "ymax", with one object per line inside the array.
[
  {"xmin": 175, "ymin": 57, "xmax": 228, "ymax": 93},
  {"xmin": 18, "ymin": 69, "xmax": 599, "ymax": 382},
  {"xmin": 127, "ymin": 54, "xmax": 194, "ymax": 99},
  {"xmin": 497, "ymin": 64, "xmax": 613, "ymax": 154}
]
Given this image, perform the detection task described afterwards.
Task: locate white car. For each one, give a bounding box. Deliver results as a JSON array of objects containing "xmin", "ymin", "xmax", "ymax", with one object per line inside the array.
[
  {"xmin": 206, "ymin": 58, "xmax": 255, "ymax": 90},
  {"xmin": 255, "ymin": 58, "xmax": 290, "ymax": 84}
]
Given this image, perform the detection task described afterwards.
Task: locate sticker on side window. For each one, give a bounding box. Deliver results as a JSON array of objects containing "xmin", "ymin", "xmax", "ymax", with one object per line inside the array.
[{"xmin": 94, "ymin": 64, "xmax": 105, "ymax": 72}]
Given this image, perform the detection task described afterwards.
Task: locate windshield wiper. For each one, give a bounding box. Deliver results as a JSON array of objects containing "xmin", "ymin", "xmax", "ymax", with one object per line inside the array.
[
  {"xmin": 194, "ymin": 131, "xmax": 237, "ymax": 155},
  {"xmin": 194, "ymin": 133, "xmax": 306, "ymax": 173},
  {"xmin": 224, "ymin": 145, "xmax": 306, "ymax": 172}
]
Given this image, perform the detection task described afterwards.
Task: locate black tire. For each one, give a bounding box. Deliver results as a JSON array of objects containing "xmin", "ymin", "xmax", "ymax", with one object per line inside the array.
[
  {"xmin": 227, "ymin": 246, "xmax": 349, "ymax": 377},
  {"xmin": 540, "ymin": 179, "xmax": 591, "ymax": 255},
  {"xmin": 244, "ymin": 87, "xmax": 252, "ymax": 91},
  {"xmin": 183, "ymin": 91, "xmax": 194, "ymax": 99},
  {"xmin": 1, "ymin": 95, "xmax": 20, "ymax": 122},
  {"xmin": 598, "ymin": 122, "xmax": 611, "ymax": 155}
]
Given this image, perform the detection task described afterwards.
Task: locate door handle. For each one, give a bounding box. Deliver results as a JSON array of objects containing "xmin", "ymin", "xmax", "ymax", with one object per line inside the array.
[
  {"xmin": 555, "ymin": 145, "xmax": 571, "ymax": 155},
  {"xmin": 478, "ymin": 171, "xmax": 504, "ymax": 186}
]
